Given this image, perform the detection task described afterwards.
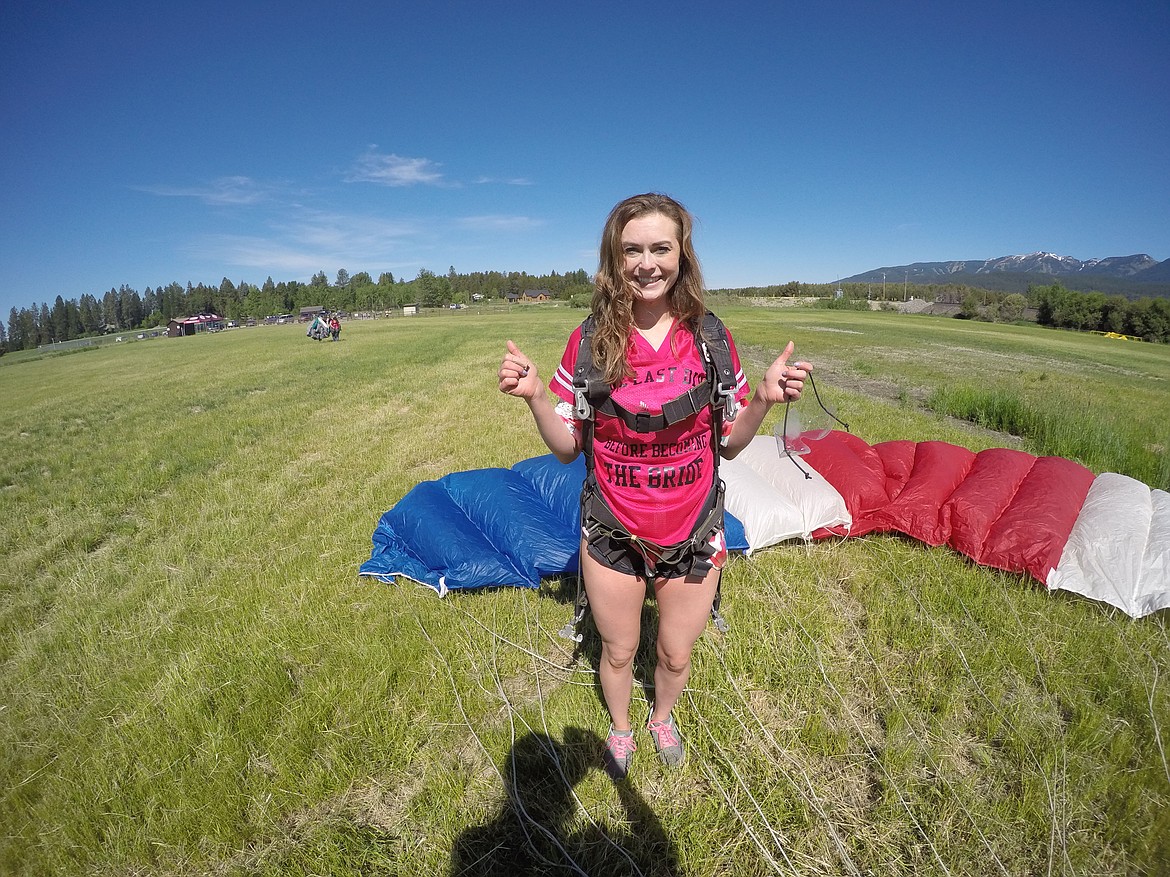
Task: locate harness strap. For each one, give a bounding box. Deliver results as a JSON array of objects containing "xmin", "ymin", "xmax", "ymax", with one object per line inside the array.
[
  {"xmin": 697, "ymin": 312, "xmax": 738, "ymax": 429},
  {"xmin": 580, "ymin": 474, "xmax": 725, "ymax": 581},
  {"xmin": 589, "ymin": 380, "xmax": 711, "ymax": 434}
]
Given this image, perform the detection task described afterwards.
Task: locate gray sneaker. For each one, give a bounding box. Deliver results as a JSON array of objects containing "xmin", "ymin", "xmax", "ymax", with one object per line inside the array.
[
  {"xmin": 647, "ymin": 713, "xmax": 685, "ymax": 767},
  {"xmin": 603, "ymin": 726, "xmax": 637, "ymax": 778}
]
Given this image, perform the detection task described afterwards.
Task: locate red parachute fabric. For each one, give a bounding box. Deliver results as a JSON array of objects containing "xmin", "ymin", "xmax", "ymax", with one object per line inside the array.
[
  {"xmin": 803, "ymin": 431, "xmax": 1095, "ymax": 585},
  {"xmin": 795, "ymin": 431, "xmax": 890, "ymax": 536}
]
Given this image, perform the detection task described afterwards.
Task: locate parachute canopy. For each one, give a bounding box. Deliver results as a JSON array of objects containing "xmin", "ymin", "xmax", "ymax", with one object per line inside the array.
[{"xmin": 360, "ymin": 432, "xmax": 1169, "ymax": 618}]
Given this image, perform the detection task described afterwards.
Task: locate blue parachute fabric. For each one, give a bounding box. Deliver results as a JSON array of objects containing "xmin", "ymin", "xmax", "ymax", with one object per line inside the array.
[
  {"xmin": 360, "ymin": 453, "xmax": 747, "ymax": 595},
  {"xmin": 511, "ymin": 454, "xmax": 588, "ymax": 537}
]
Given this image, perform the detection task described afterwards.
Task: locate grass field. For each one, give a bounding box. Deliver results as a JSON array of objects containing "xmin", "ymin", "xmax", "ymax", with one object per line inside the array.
[{"xmin": 2, "ymin": 305, "xmax": 1168, "ymax": 876}]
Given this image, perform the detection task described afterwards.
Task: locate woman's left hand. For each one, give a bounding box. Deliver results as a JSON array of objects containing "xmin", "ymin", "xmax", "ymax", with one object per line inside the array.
[
  {"xmin": 759, "ymin": 341, "xmax": 810, "ymax": 405},
  {"xmin": 498, "ymin": 339, "xmax": 541, "ymax": 400}
]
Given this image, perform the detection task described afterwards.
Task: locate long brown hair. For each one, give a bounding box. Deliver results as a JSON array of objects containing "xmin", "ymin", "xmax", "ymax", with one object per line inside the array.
[{"xmin": 591, "ymin": 193, "xmax": 706, "ymax": 384}]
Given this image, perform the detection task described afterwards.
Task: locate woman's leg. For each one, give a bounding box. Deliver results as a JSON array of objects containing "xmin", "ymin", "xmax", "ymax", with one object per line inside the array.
[
  {"xmin": 581, "ymin": 544, "xmax": 647, "ymax": 731},
  {"xmin": 649, "ymin": 565, "xmax": 721, "ymax": 724}
]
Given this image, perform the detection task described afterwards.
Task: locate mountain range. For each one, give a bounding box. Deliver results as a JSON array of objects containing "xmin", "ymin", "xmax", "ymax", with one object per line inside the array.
[{"xmin": 841, "ymin": 252, "xmax": 1170, "ymax": 297}]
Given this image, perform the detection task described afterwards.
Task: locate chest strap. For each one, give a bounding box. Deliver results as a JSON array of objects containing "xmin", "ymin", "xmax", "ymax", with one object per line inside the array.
[{"xmin": 586, "ymin": 380, "xmax": 712, "ymax": 434}]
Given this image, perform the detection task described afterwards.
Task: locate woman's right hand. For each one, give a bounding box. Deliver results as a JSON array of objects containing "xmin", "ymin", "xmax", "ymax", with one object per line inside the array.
[{"xmin": 499, "ymin": 340, "xmax": 540, "ymax": 400}]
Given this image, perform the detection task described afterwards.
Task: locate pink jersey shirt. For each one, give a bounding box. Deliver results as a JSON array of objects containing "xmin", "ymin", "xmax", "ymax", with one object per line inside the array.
[{"xmin": 551, "ymin": 319, "xmax": 750, "ymax": 545}]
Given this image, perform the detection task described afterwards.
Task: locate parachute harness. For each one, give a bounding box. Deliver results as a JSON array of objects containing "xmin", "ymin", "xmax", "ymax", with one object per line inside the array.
[{"xmin": 558, "ymin": 312, "xmax": 737, "ymax": 643}]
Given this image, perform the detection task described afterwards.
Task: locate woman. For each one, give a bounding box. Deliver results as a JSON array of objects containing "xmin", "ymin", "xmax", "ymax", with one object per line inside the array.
[{"xmin": 499, "ymin": 193, "xmax": 808, "ymax": 776}]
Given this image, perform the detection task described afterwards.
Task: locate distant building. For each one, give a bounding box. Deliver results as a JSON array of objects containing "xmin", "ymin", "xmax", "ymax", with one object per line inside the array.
[
  {"xmin": 167, "ymin": 313, "xmax": 224, "ymax": 337},
  {"xmin": 506, "ymin": 289, "xmax": 551, "ymax": 303}
]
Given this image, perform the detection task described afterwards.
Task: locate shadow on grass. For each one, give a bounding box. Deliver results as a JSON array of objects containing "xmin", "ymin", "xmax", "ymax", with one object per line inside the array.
[{"xmin": 449, "ymin": 727, "xmax": 679, "ymax": 876}]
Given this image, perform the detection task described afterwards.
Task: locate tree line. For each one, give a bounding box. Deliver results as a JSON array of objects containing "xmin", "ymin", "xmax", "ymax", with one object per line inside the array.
[
  {"xmin": 933, "ymin": 281, "xmax": 1170, "ymax": 341},
  {"xmin": 1027, "ymin": 282, "xmax": 1170, "ymax": 341},
  {"xmin": 4, "ymin": 270, "xmax": 1167, "ymax": 354},
  {"xmin": 1, "ymin": 267, "xmax": 593, "ymax": 352},
  {"xmin": 713, "ymin": 279, "xmax": 1170, "ymax": 343}
]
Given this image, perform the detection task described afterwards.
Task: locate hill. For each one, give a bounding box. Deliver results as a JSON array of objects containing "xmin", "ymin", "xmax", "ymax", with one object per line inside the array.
[{"xmin": 843, "ymin": 252, "xmax": 1170, "ymax": 298}]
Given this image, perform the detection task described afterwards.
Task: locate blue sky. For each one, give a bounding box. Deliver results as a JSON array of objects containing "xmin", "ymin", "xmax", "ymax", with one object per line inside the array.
[{"xmin": 2, "ymin": 0, "xmax": 1167, "ymax": 319}]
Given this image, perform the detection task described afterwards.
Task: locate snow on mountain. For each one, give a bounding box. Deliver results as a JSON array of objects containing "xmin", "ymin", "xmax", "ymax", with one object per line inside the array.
[
  {"xmin": 842, "ymin": 253, "xmax": 1164, "ymax": 285},
  {"xmin": 980, "ymin": 253, "xmax": 1067, "ymax": 274}
]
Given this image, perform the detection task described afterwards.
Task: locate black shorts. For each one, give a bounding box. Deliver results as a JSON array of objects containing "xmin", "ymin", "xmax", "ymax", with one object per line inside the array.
[{"xmin": 584, "ymin": 521, "xmax": 725, "ymax": 582}]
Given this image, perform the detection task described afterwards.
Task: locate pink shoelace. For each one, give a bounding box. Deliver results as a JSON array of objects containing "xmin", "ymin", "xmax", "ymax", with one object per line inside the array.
[
  {"xmin": 647, "ymin": 717, "xmax": 680, "ymax": 749},
  {"xmin": 607, "ymin": 730, "xmax": 637, "ymax": 758}
]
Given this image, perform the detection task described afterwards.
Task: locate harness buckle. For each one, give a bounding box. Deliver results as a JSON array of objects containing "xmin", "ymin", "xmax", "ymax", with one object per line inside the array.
[
  {"xmin": 701, "ymin": 338, "xmax": 737, "ymax": 423},
  {"xmin": 711, "ymin": 607, "xmax": 730, "ymax": 633},
  {"xmin": 633, "ymin": 410, "xmax": 653, "ymax": 433},
  {"xmin": 573, "ymin": 385, "xmax": 593, "ymax": 420},
  {"xmin": 558, "ymin": 594, "xmax": 586, "ymax": 643},
  {"xmin": 718, "ymin": 385, "xmax": 738, "ymax": 422}
]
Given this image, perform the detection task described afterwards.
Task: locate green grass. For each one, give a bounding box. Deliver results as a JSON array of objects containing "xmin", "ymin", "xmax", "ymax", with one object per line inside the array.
[
  {"xmin": 924, "ymin": 383, "xmax": 1169, "ymax": 488},
  {"xmin": 2, "ymin": 308, "xmax": 1168, "ymax": 876}
]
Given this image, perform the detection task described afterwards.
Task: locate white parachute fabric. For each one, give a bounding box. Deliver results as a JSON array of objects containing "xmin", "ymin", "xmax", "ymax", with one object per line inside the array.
[
  {"xmin": 1047, "ymin": 473, "xmax": 1170, "ymax": 618},
  {"xmin": 720, "ymin": 435, "xmax": 851, "ymax": 553}
]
